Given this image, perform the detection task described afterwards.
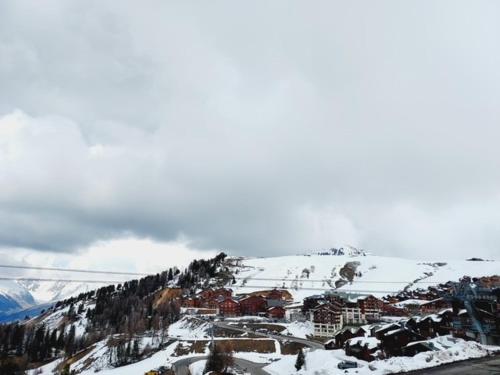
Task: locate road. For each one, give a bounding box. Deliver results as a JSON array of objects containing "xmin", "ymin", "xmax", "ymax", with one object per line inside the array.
[
  {"xmin": 213, "ymin": 320, "xmax": 324, "ymax": 350},
  {"xmin": 407, "ymin": 355, "xmax": 500, "ymax": 374},
  {"xmin": 172, "ymin": 355, "xmax": 269, "ymax": 375}
]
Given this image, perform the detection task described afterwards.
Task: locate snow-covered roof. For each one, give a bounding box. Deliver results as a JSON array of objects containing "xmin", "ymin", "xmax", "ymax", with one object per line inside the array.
[
  {"xmin": 346, "ymin": 336, "xmax": 380, "ymax": 350},
  {"xmin": 392, "ymin": 299, "xmax": 430, "ymax": 308},
  {"xmin": 385, "ymin": 328, "xmax": 406, "ymax": 336},
  {"xmin": 374, "ymin": 323, "xmax": 400, "ymax": 333}
]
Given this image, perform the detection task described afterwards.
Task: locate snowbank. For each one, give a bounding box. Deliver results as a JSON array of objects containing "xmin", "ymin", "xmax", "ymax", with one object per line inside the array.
[
  {"xmin": 168, "ymin": 316, "xmax": 211, "ymax": 339},
  {"xmin": 264, "ymin": 336, "xmax": 500, "ymax": 375}
]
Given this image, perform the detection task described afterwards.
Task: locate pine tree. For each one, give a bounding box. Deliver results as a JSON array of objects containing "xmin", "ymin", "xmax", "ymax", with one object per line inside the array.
[
  {"xmin": 295, "ymin": 348, "xmax": 305, "ymax": 371},
  {"xmin": 65, "ymin": 326, "xmax": 76, "ymax": 357},
  {"xmin": 132, "ymin": 340, "xmax": 140, "ymax": 360},
  {"xmin": 204, "ymin": 343, "xmax": 232, "ymax": 374}
]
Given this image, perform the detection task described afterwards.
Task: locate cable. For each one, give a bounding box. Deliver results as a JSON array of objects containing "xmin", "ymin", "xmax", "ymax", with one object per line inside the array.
[
  {"xmin": 0, "ymin": 264, "xmax": 147, "ymax": 276},
  {"xmin": 0, "ymin": 277, "xmax": 124, "ymax": 284},
  {"xmin": 0, "ymin": 264, "xmax": 448, "ymax": 284},
  {"xmin": 0, "ymin": 277, "xmax": 399, "ymax": 294},
  {"xmin": 230, "ymin": 284, "xmax": 397, "ymax": 294},
  {"xmin": 232, "ymin": 277, "xmax": 446, "ymax": 284}
]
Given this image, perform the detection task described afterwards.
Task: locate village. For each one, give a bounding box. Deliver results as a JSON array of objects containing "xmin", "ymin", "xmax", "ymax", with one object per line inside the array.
[{"xmin": 141, "ymin": 274, "xmax": 500, "ymax": 375}]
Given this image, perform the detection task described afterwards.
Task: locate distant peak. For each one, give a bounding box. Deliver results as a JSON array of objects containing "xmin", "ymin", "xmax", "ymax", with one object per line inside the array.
[{"xmin": 312, "ymin": 245, "xmax": 368, "ymax": 257}]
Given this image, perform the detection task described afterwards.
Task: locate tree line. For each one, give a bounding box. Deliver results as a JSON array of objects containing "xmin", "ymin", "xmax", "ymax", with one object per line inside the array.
[{"xmin": 0, "ymin": 252, "xmax": 228, "ymax": 374}]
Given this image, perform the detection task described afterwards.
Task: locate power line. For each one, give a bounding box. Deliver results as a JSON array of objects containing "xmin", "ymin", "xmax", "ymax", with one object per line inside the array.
[
  {"xmin": 231, "ymin": 284, "xmax": 397, "ymax": 294},
  {"xmin": 0, "ymin": 264, "xmax": 448, "ymax": 284},
  {"xmin": 0, "ymin": 264, "xmax": 147, "ymax": 276},
  {"xmin": 0, "ymin": 277, "xmax": 399, "ymax": 294},
  {"xmin": 232, "ymin": 277, "xmax": 448, "ymax": 284},
  {"xmin": 0, "ymin": 277, "xmax": 123, "ymax": 284}
]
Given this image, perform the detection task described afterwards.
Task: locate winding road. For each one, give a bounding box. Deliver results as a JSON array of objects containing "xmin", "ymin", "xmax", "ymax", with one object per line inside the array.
[
  {"xmin": 213, "ymin": 320, "xmax": 324, "ymax": 350},
  {"xmin": 172, "ymin": 356, "xmax": 269, "ymax": 375},
  {"xmin": 171, "ymin": 317, "xmax": 323, "ymax": 374}
]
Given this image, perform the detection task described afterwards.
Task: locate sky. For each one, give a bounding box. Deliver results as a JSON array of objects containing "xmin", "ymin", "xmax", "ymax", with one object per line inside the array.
[{"xmin": 1, "ymin": 1, "xmax": 500, "ymax": 272}]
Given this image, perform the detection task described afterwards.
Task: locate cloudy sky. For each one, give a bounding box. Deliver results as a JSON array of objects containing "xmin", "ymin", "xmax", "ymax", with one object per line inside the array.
[{"xmin": 1, "ymin": 1, "xmax": 499, "ymax": 271}]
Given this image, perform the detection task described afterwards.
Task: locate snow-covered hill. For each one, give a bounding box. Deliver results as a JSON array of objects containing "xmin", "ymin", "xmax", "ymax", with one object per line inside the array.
[{"xmin": 228, "ymin": 252, "xmax": 499, "ymax": 301}]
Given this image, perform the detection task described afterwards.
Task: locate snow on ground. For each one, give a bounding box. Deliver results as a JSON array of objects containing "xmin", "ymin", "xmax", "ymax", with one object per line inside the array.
[
  {"xmin": 230, "ymin": 254, "xmax": 500, "ymax": 301},
  {"xmin": 77, "ymin": 340, "xmax": 185, "ymax": 375},
  {"xmin": 264, "ymin": 348, "xmax": 360, "ymax": 375},
  {"xmin": 168, "ymin": 316, "xmax": 211, "ymax": 339},
  {"xmin": 264, "ymin": 336, "xmax": 500, "ymax": 375},
  {"xmin": 280, "ymin": 320, "xmax": 314, "ymax": 339},
  {"xmin": 189, "ymin": 360, "xmax": 207, "ymax": 375},
  {"xmin": 34, "ymin": 301, "xmax": 95, "ymax": 338},
  {"xmin": 27, "ymin": 358, "xmax": 63, "ymax": 374}
]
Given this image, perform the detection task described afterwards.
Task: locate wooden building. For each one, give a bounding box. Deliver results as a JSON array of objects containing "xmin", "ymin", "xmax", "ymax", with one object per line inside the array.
[
  {"xmin": 218, "ymin": 298, "xmax": 241, "ymax": 317},
  {"xmin": 239, "ymin": 295, "xmax": 267, "ymax": 315}
]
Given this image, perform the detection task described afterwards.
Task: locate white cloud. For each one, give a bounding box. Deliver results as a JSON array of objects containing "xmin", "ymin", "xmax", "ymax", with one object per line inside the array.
[{"xmin": 0, "ymin": 1, "xmax": 500, "ymax": 261}]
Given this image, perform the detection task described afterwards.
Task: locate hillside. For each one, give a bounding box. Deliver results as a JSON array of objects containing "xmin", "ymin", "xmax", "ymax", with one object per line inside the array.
[
  {"xmin": 0, "ymin": 250, "xmax": 498, "ymax": 374},
  {"xmin": 227, "ymin": 250, "xmax": 500, "ymax": 300},
  {"xmin": 0, "ymin": 253, "xmax": 228, "ymax": 374}
]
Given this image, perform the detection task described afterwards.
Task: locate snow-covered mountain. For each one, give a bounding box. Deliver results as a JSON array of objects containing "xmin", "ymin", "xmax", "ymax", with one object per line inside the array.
[
  {"xmin": 0, "ymin": 279, "xmax": 106, "ymax": 322},
  {"xmin": 0, "ymin": 280, "xmax": 36, "ymax": 315},
  {"xmin": 17, "ymin": 279, "xmax": 103, "ymax": 304},
  {"xmin": 228, "ymin": 251, "xmax": 499, "ymax": 301}
]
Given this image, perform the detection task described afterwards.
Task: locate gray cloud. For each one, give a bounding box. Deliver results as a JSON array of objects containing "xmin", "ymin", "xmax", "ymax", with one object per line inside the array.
[{"xmin": 0, "ymin": 1, "xmax": 500, "ymax": 259}]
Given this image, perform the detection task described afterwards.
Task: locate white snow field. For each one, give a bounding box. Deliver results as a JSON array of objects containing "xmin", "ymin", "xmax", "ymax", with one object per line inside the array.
[{"xmin": 230, "ymin": 253, "xmax": 499, "ymax": 300}]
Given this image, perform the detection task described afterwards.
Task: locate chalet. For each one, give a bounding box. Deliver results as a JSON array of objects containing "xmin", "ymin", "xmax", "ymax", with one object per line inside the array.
[
  {"xmin": 345, "ymin": 337, "xmax": 380, "ymax": 361},
  {"xmin": 239, "ymin": 295, "xmax": 267, "ymax": 315},
  {"xmin": 266, "ymin": 289, "xmax": 293, "ymax": 307},
  {"xmin": 329, "ymin": 326, "xmax": 368, "ymax": 349},
  {"xmin": 415, "ymin": 312, "xmax": 452, "ymax": 338},
  {"xmin": 379, "ymin": 327, "xmax": 424, "ymax": 357},
  {"xmin": 312, "ymin": 301, "xmax": 343, "ymax": 338},
  {"xmin": 181, "ymin": 297, "xmax": 200, "ymax": 308},
  {"xmin": 267, "ymin": 306, "xmax": 285, "ymax": 320},
  {"xmin": 372, "ymin": 323, "xmax": 401, "ymax": 340},
  {"xmin": 391, "ymin": 299, "xmax": 429, "ymax": 315},
  {"xmin": 303, "ymin": 295, "xmax": 328, "ymax": 314},
  {"xmin": 218, "ymin": 298, "xmax": 241, "ymax": 317},
  {"xmin": 214, "ymin": 288, "xmax": 233, "ymax": 298},
  {"xmin": 198, "ymin": 288, "xmax": 232, "ymax": 301},
  {"xmin": 342, "ymin": 301, "xmax": 364, "ymax": 325},
  {"xmin": 381, "ymin": 303, "xmax": 408, "ymax": 317},
  {"xmin": 358, "ymin": 295, "xmax": 384, "ymax": 322},
  {"xmin": 419, "ymin": 298, "xmax": 452, "ymax": 314},
  {"xmin": 200, "ymin": 298, "xmax": 220, "ymax": 310}
]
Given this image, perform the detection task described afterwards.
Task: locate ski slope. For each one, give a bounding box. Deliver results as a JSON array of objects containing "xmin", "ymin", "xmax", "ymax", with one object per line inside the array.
[{"xmin": 229, "ymin": 254, "xmax": 499, "ymax": 301}]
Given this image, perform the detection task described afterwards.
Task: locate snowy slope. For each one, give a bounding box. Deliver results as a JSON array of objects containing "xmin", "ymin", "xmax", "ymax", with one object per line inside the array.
[
  {"xmin": 0, "ymin": 279, "xmax": 107, "ymax": 322},
  {"xmin": 0, "ymin": 280, "xmax": 35, "ymax": 314},
  {"xmin": 229, "ymin": 253, "xmax": 500, "ymax": 301},
  {"xmin": 264, "ymin": 336, "xmax": 500, "ymax": 375}
]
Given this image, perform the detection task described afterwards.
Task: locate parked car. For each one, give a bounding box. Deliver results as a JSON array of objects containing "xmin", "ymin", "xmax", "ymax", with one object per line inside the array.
[{"xmin": 337, "ymin": 360, "xmax": 358, "ymax": 369}]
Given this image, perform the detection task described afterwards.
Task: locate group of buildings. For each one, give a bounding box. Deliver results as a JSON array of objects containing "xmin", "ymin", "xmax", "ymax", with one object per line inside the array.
[
  {"xmin": 176, "ymin": 275, "xmax": 499, "ymax": 360},
  {"xmin": 180, "ymin": 287, "xmax": 293, "ymax": 319}
]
